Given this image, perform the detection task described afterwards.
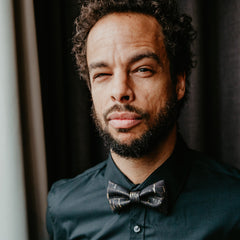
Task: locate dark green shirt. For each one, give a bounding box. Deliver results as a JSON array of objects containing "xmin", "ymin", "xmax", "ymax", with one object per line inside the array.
[{"xmin": 47, "ymin": 140, "xmax": 240, "ymax": 239}]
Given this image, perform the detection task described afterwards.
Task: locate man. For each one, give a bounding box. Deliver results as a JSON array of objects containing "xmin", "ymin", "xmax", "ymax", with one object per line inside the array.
[{"xmin": 46, "ymin": 0, "xmax": 240, "ymax": 239}]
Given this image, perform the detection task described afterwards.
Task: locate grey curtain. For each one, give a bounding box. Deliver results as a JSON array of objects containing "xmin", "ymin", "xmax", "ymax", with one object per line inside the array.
[
  {"xmin": 0, "ymin": 1, "xmax": 28, "ymax": 239},
  {"xmin": 13, "ymin": 0, "xmax": 48, "ymax": 239},
  {"xmin": 34, "ymin": 0, "xmax": 240, "ymax": 188}
]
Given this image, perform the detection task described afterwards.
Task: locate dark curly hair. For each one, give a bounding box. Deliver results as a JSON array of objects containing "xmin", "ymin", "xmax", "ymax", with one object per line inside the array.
[{"xmin": 72, "ymin": 0, "xmax": 197, "ymax": 108}]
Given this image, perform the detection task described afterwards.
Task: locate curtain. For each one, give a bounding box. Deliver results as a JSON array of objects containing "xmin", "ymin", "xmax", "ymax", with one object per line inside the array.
[
  {"xmin": 14, "ymin": 0, "xmax": 49, "ymax": 239},
  {"xmin": 15, "ymin": 0, "xmax": 49, "ymax": 239},
  {"xmin": 179, "ymin": 0, "xmax": 240, "ymax": 169},
  {"xmin": 0, "ymin": 0, "xmax": 48, "ymax": 239},
  {"xmin": 0, "ymin": 1, "xmax": 28, "ymax": 239}
]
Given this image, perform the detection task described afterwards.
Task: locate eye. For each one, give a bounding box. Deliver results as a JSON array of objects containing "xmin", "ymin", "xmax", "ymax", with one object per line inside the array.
[
  {"xmin": 93, "ymin": 73, "xmax": 112, "ymax": 80},
  {"xmin": 134, "ymin": 67, "xmax": 155, "ymax": 77},
  {"xmin": 138, "ymin": 68, "xmax": 152, "ymax": 73}
]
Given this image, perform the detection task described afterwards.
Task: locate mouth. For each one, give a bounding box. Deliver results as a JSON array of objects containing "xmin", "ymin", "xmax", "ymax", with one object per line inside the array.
[{"xmin": 107, "ymin": 112, "xmax": 143, "ymax": 129}]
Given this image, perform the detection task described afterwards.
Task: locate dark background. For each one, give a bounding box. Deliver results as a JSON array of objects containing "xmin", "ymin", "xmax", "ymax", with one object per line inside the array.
[{"xmin": 33, "ymin": 0, "xmax": 240, "ymax": 188}]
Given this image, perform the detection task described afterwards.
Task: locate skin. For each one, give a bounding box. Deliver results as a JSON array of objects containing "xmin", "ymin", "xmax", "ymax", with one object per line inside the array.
[{"xmin": 87, "ymin": 13, "xmax": 185, "ymax": 184}]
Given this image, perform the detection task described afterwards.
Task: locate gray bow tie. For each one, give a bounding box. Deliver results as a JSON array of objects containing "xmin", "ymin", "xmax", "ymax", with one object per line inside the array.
[{"xmin": 107, "ymin": 180, "xmax": 167, "ymax": 213}]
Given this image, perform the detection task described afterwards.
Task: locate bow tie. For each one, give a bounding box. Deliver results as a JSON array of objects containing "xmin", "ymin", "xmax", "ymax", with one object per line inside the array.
[{"xmin": 107, "ymin": 180, "xmax": 167, "ymax": 213}]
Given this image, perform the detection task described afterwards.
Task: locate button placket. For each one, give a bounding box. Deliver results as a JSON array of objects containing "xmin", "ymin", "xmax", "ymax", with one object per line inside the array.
[{"xmin": 129, "ymin": 206, "xmax": 145, "ymax": 240}]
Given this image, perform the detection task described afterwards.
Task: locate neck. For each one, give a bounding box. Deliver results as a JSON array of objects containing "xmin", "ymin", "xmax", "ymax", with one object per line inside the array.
[{"xmin": 111, "ymin": 125, "xmax": 177, "ymax": 184}]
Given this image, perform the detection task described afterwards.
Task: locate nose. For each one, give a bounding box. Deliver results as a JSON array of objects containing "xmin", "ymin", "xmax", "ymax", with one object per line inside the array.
[{"xmin": 110, "ymin": 72, "xmax": 135, "ymax": 104}]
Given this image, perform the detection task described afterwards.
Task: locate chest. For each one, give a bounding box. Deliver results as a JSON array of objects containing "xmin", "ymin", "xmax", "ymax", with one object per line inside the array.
[{"xmin": 59, "ymin": 203, "xmax": 236, "ymax": 240}]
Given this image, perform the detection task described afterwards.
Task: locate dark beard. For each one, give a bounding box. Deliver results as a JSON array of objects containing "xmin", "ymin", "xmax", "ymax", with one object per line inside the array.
[{"xmin": 91, "ymin": 95, "xmax": 179, "ymax": 159}]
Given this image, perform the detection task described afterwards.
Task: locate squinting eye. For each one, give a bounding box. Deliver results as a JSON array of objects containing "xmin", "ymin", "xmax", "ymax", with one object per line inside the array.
[{"xmin": 93, "ymin": 73, "xmax": 111, "ymax": 80}]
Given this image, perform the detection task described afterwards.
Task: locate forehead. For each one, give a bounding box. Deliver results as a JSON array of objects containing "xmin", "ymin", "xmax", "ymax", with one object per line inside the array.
[
  {"xmin": 86, "ymin": 13, "xmax": 165, "ymax": 60},
  {"xmin": 88, "ymin": 12, "xmax": 163, "ymax": 39}
]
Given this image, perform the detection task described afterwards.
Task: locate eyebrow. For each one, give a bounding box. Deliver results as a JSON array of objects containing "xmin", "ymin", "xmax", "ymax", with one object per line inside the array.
[
  {"xmin": 89, "ymin": 62, "xmax": 109, "ymax": 72},
  {"xmin": 128, "ymin": 52, "xmax": 162, "ymax": 66},
  {"xmin": 88, "ymin": 51, "xmax": 162, "ymax": 72}
]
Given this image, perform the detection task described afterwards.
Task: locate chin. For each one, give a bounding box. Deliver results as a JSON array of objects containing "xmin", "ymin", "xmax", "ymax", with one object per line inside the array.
[
  {"xmin": 112, "ymin": 133, "xmax": 140, "ymax": 146},
  {"xmin": 111, "ymin": 125, "xmax": 146, "ymax": 137}
]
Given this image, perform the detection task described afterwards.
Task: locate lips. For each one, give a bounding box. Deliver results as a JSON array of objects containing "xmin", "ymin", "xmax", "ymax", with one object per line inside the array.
[{"xmin": 107, "ymin": 112, "xmax": 142, "ymax": 129}]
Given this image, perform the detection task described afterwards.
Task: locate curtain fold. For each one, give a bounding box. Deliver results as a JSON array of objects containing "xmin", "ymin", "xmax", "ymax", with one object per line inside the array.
[
  {"xmin": 217, "ymin": 0, "xmax": 240, "ymax": 168},
  {"xmin": 178, "ymin": 0, "xmax": 205, "ymax": 151},
  {"xmin": 13, "ymin": 0, "xmax": 49, "ymax": 239},
  {"xmin": 0, "ymin": 1, "xmax": 29, "ymax": 240}
]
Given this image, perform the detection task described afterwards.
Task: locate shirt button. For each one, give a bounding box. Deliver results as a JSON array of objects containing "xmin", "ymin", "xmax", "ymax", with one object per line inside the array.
[{"xmin": 133, "ymin": 225, "xmax": 141, "ymax": 233}]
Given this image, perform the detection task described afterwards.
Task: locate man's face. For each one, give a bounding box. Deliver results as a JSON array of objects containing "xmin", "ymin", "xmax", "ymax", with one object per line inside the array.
[{"xmin": 87, "ymin": 13, "xmax": 185, "ymax": 158}]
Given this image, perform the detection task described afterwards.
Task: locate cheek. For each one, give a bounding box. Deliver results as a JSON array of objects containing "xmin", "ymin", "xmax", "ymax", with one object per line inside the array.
[
  {"xmin": 91, "ymin": 91, "xmax": 101, "ymax": 112},
  {"xmin": 140, "ymin": 82, "xmax": 168, "ymax": 106},
  {"xmin": 141, "ymin": 83, "xmax": 173, "ymax": 118},
  {"xmin": 91, "ymin": 89, "xmax": 108, "ymax": 119}
]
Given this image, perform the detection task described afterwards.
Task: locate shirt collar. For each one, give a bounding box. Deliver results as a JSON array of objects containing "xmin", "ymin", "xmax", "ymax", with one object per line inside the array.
[{"xmin": 104, "ymin": 136, "xmax": 191, "ymax": 212}]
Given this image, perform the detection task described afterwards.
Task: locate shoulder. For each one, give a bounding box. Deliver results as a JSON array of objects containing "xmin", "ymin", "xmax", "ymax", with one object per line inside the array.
[
  {"xmin": 46, "ymin": 160, "xmax": 110, "ymax": 236},
  {"xmin": 47, "ymin": 160, "xmax": 107, "ymax": 211},
  {"xmin": 187, "ymin": 149, "xmax": 240, "ymax": 180},
  {"xmin": 178, "ymin": 149, "xmax": 240, "ymax": 235},
  {"xmin": 185, "ymin": 149, "xmax": 240, "ymax": 205}
]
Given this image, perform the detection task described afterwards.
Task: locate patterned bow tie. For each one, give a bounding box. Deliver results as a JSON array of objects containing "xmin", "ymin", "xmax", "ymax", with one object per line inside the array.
[{"xmin": 107, "ymin": 180, "xmax": 167, "ymax": 213}]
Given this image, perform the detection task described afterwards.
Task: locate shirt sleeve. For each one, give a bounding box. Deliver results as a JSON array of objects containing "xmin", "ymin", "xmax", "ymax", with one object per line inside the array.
[
  {"xmin": 46, "ymin": 180, "xmax": 66, "ymax": 240},
  {"xmin": 46, "ymin": 204, "xmax": 54, "ymax": 240}
]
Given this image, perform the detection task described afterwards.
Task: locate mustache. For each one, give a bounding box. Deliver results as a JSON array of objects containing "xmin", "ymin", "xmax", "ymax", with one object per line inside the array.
[{"xmin": 103, "ymin": 104, "xmax": 150, "ymax": 122}]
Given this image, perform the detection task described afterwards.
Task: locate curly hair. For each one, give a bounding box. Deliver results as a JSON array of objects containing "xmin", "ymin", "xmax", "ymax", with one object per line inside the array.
[{"xmin": 72, "ymin": 0, "xmax": 197, "ymax": 107}]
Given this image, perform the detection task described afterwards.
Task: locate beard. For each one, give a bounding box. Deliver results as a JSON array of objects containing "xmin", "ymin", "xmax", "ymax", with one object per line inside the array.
[{"xmin": 91, "ymin": 94, "xmax": 179, "ymax": 159}]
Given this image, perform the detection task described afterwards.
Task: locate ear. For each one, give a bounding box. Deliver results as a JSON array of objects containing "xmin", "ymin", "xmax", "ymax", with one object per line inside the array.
[{"xmin": 176, "ymin": 73, "xmax": 186, "ymax": 100}]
